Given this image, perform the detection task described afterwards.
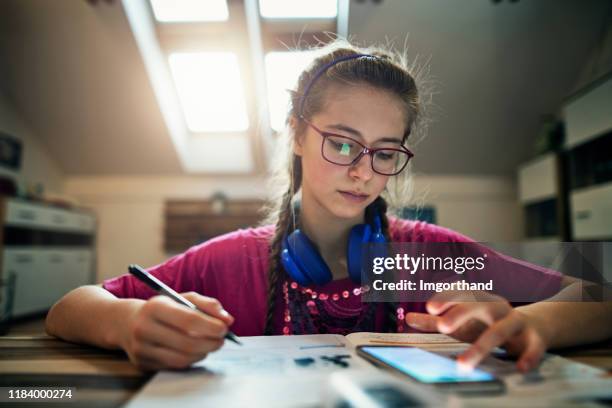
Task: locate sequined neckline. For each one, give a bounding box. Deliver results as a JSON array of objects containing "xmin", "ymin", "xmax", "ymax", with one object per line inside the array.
[{"xmin": 281, "ymin": 280, "xmax": 375, "ymax": 335}]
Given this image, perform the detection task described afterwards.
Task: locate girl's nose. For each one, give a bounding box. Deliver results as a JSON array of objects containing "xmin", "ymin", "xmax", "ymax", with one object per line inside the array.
[{"xmin": 348, "ymin": 154, "xmax": 374, "ymax": 181}]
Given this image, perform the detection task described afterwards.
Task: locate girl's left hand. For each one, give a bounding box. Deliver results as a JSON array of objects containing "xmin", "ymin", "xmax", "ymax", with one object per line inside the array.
[{"xmin": 405, "ymin": 291, "xmax": 549, "ymax": 372}]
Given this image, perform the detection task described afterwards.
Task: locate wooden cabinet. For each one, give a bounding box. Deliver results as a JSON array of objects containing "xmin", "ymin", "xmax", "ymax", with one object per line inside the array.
[
  {"xmin": 164, "ymin": 199, "xmax": 264, "ymax": 253},
  {"xmin": 517, "ymin": 153, "xmax": 567, "ymax": 240},
  {"xmin": 0, "ymin": 197, "xmax": 96, "ymax": 321},
  {"xmin": 563, "ymin": 74, "xmax": 612, "ymax": 240}
]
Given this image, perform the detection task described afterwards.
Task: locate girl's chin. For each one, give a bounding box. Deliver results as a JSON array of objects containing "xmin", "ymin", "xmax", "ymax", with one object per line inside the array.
[{"xmin": 329, "ymin": 200, "xmax": 370, "ymax": 220}]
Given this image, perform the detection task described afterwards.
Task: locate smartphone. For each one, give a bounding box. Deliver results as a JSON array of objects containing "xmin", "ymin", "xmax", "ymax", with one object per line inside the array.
[{"xmin": 356, "ymin": 345, "xmax": 505, "ymax": 394}]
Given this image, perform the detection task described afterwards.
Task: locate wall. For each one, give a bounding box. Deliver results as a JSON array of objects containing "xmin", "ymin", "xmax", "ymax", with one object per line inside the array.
[
  {"xmin": 64, "ymin": 175, "xmax": 522, "ymax": 282},
  {"xmin": 0, "ymin": 91, "xmax": 64, "ymax": 196}
]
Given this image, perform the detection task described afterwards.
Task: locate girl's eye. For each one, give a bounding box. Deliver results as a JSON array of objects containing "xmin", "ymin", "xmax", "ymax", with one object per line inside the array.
[
  {"xmin": 375, "ymin": 150, "xmax": 397, "ymax": 161},
  {"xmin": 329, "ymin": 138, "xmax": 355, "ymax": 155}
]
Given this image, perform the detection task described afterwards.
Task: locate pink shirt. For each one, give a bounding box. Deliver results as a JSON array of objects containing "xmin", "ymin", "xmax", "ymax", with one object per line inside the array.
[{"xmin": 103, "ymin": 218, "xmax": 562, "ymax": 336}]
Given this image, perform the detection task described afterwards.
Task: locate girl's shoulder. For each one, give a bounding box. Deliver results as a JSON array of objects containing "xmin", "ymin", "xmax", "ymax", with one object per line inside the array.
[
  {"xmin": 164, "ymin": 225, "xmax": 274, "ymax": 279},
  {"xmin": 194, "ymin": 224, "xmax": 275, "ymax": 254},
  {"xmin": 209, "ymin": 224, "xmax": 274, "ymax": 243},
  {"xmin": 387, "ymin": 216, "xmax": 475, "ymax": 243}
]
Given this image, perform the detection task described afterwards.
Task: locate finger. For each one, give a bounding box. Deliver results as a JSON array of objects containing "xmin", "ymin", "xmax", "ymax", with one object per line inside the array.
[
  {"xmin": 426, "ymin": 291, "xmax": 480, "ymax": 315},
  {"xmin": 457, "ymin": 311, "xmax": 526, "ymax": 369},
  {"xmin": 405, "ymin": 313, "xmax": 440, "ymax": 332},
  {"xmin": 448, "ymin": 318, "xmax": 488, "ymax": 343},
  {"xmin": 426, "ymin": 290, "xmax": 500, "ymax": 315},
  {"xmin": 517, "ymin": 329, "xmax": 546, "ymax": 372},
  {"xmin": 182, "ymin": 293, "xmax": 234, "ymax": 326},
  {"xmin": 437, "ymin": 302, "xmax": 511, "ymax": 334},
  {"xmin": 148, "ymin": 296, "xmax": 228, "ymax": 339},
  {"xmin": 137, "ymin": 318, "xmax": 224, "ymax": 356}
]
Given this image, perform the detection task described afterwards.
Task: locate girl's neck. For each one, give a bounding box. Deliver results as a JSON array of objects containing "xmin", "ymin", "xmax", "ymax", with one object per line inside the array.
[{"xmin": 299, "ymin": 192, "xmax": 364, "ymax": 279}]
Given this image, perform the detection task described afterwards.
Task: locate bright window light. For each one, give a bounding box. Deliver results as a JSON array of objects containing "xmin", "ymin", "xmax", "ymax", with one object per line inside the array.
[
  {"xmin": 265, "ymin": 51, "xmax": 317, "ymax": 131},
  {"xmin": 259, "ymin": 0, "xmax": 337, "ymax": 19},
  {"xmin": 168, "ymin": 52, "xmax": 249, "ymax": 132},
  {"xmin": 150, "ymin": 0, "xmax": 229, "ymax": 22}
]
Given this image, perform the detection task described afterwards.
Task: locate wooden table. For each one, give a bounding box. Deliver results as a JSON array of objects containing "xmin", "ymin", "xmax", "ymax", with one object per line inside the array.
[
  {"xmin": 0, "ymin": 335, "xmax": 151, "ymax": 407},
  {"xmin": 1, "ymin": 335, "xmax": 612, "ymax": 407}
]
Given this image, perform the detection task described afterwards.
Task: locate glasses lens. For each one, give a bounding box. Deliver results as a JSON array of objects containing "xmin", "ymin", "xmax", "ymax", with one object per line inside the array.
[
  {"xmin": 373, "ymin": 149, "xmax": 410, "ymax": 175},
  {"xmin": 322, "ymin": 135, "xmax": 361, "ymax": 165}
]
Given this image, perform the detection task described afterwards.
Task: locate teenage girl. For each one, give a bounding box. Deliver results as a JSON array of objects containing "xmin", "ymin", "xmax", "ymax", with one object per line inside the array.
[{"xmin": 46, "ymin": 41, "xmax": 612, "ymax": 372}]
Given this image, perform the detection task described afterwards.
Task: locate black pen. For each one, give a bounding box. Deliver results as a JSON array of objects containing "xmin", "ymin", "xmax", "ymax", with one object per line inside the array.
[{"xmin": 128, "ymin": 264, "xmax": 242, "ymax": 346}]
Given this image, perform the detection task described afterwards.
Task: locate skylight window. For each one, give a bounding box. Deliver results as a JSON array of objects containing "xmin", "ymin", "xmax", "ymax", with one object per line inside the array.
[
  {"xmin": 168, "ymin": 52, "xmax": 249, "ymax": 132},
  {"xmin": 259, "ymin": 0, "xmax": 338, "ymax": 19},
  {"xmin": 150, "ymin": 0, "xmax": 229, "ymax": 22},
  {"xmin": 265, "ymin": 51, "xmax": 317, "ymax": 131}
]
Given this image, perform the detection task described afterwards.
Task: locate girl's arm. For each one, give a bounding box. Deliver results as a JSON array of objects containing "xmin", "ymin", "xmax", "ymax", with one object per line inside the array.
[
  {"xmin": 45, "ymin": 285, "xmax": 234, "ymax": 370},
  {"xmin": 516, "ymin": 276, "xmax": 612, "ymax": 349},
  {"xmin": 405, "ymin": 276, "xmax": 612, "ymax": 371},
  {"xmin": 46, "ymin": 285, "xmax": 141, "ymax": 349}
]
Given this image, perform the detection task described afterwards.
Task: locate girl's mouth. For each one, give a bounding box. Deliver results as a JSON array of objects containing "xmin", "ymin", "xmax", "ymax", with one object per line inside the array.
[{"xmin": 338, "ymin": 190, "xmax": 369, "ymax": 203}]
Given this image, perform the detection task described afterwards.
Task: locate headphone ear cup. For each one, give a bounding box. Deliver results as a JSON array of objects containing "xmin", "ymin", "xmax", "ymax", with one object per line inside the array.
[
  {"xmin": 347, "ymin": 217, "xmax": 388, "ymax": 284},
  {"xmin": 281, "ymin": 238, "xmax": 310, "ymax": 286},
  {"xmin": 283, "ymin": 230, "xmax": 333, "ymax": 286}
]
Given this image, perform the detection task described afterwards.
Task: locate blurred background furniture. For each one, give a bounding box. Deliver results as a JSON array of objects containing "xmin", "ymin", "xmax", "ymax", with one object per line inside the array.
[{"xmin": 0, "ymin": 197, "xmax": 96, "ymax": 330}]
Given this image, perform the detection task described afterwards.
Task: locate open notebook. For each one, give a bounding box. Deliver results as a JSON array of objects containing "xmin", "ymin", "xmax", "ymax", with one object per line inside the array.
[
  {"xmin": 126, "ymin": 333, "xmax": 610, "ymax": 408},
  {"xmin": 190, "ymin": 332, "xmax": 465, "ymax": 376}
]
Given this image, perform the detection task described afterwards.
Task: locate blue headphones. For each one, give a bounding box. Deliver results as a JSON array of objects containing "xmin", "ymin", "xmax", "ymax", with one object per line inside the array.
[{"xmin": 280, "ymin": 204, "xmax": 387, "ymax": 286}]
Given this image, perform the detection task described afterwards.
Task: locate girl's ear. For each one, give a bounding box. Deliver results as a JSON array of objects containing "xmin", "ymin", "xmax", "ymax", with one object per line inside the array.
[{"xmin": 290, "ymin": 116, "xmax": 305, "ymax": 156}]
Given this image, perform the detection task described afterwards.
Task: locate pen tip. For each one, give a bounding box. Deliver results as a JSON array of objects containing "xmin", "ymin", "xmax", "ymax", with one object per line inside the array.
[{"xmin": 227, "ymin": 333, "xmax": 242, "ymax": 345}]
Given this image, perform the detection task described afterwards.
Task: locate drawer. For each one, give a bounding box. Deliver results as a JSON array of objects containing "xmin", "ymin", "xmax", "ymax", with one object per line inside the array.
[
  {"xmin": 5, "ymin": 200, "xmax": 95, "ymax": 233},
  {"xmin": 5, "ymin": 201, "xmax": 42, "ymax": 228},
  {"xmin": 2, "ymin": 248, "xmax": 96, "ymax": 317},
  {"xmin": 2, "ymin": 250, "xmax": 49, "ymax": 316},
  {"xmin": 518, "ymin": 154, "xmax": 558, "ymax": 204},
  {"xmin": 564, "ymin": 76, "xmax": 612, "ymax": 149},
  {"xmin": 571, "ymin": 183, "xmax": 612, "ymax": 240}
]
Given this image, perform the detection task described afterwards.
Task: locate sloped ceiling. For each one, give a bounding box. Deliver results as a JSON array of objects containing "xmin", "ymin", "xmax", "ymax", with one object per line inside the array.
[
  {"xmin": 0, "ymin": 0, "xmax": 610, "ymax": 176},
  {"xmin": 0, "ymin": 0, "xmax": 184, "ymax": 175}
]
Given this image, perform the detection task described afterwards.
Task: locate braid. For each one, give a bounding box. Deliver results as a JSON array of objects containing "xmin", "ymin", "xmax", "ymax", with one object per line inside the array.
[
  {"xmin": 263, "ymin": 191, "xmax": 292, "ymax": 335},
  {"xmin": 264, "ymin": 157, "xmax": 302, "ymax": 335},
  {"xmin": 365, "ymin": 196, "xmax": 390, "ymax": 241},
  {"xmin": 366, "ymin": 197, "xmax": 399, "ymax": 332},
  {"xmin": 380, "ymin": 196, "xmax": 400, "ymax": 332}
]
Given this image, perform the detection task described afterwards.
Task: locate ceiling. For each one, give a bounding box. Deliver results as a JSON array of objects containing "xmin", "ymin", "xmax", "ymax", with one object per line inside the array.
[{"xmin": 0, "ymin": 0, "xmax": 610, "ymax": 176}]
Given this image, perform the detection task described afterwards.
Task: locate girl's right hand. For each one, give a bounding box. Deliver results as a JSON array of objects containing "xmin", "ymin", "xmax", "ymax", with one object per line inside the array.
[{"xmin": 118, "ymin": 292, "xmax": 234, "ymax": 371}]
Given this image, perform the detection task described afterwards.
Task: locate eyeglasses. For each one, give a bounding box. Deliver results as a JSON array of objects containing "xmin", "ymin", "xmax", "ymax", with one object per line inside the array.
[{"xmin": 301, "ymin": 118, "xmax": 414, "ymax": 176}]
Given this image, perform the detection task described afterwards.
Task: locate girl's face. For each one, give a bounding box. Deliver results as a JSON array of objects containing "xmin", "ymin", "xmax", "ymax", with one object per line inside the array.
[{"xmin": 294, "ymin": 84, "xmax": 408, "ymax": 222}]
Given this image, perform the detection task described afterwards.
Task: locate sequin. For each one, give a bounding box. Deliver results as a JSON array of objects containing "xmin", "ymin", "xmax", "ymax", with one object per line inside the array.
[
  {"xmin": 318, "ymin": 293, "xmax": 329, "ymax": 301},
  {"xmin": 362, "ymin": 285, "xmax": 370, "ymax": 292},
  {"xmin": 342, "ymin": 291, "xmax": 349, "ymax": 298},
  {"xmin": 332, "ymin": 293, "xmax": 339, "ymax": 301},
  {"xmin": 311, "ymin": 291, "xmax": 318, "ymax": 299},
  {"xmin": 283, "ymin": 326, "xmax": 290, "ymax": 335},
  {"xmin": 305, "ymin": 288, "xmax": 312, "ymax": 294},
  {"xmin": 284, "ymin": 315, "xmax": 291, "ymax": 323},
  {"xmin": 290, "ymin": 282, "xmax": 298, "ymax": 289},
  {"xmin": 396, "ymin": 307, "xmax": 404, "ymax": 314},
  {"xmin": 306, "ymin": 300, "xmax": 315, "ymax": 308},
  {"xmin": 353, "ymin": 288, "xmax": 361, "ymax": 296}
]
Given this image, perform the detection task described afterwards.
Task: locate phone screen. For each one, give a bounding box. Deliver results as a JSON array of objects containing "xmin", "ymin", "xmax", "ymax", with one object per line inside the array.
[{"xmin": 359, "ymin": 346, "xmax": 496, "ymax": 384}]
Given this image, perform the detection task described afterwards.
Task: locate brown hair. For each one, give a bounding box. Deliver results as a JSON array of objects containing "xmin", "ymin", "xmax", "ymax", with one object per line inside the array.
[{"xmin": 261, "ymin": 39, "xmax": 428, "ymax": 334}]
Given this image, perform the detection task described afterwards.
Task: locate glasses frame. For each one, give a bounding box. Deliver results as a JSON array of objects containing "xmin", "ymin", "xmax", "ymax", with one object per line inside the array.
[{"xmin": 300, "ymin": 117, "xmax": 414, "ymax": 176}]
